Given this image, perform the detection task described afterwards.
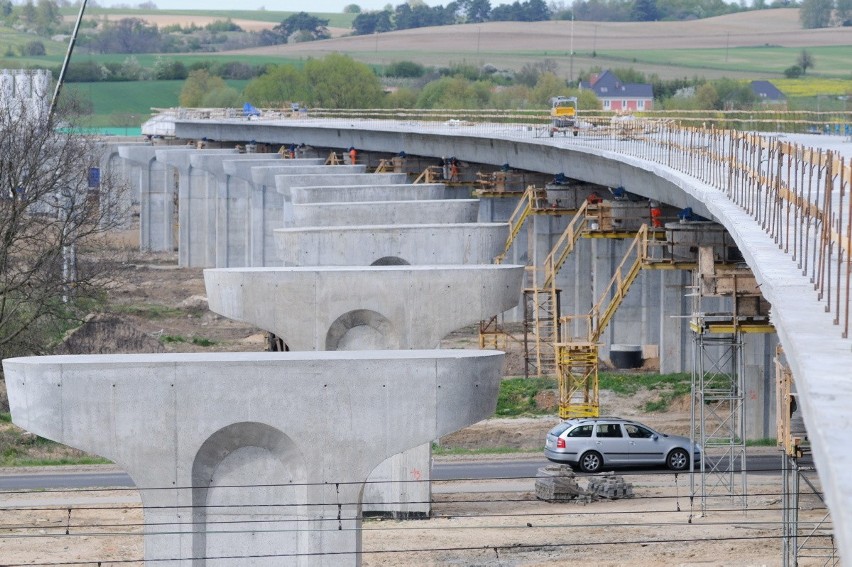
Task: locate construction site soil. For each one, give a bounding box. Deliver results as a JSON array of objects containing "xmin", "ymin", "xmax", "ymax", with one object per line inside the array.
[{"xmin": 0, "ymin": 250, "xmax": 800, "ymax": 565}]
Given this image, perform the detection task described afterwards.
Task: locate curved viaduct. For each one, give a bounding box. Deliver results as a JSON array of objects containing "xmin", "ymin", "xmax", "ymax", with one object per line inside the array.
[{"xmin": 172, "ymin": 117, "xmax": 852, "ymax": 558}]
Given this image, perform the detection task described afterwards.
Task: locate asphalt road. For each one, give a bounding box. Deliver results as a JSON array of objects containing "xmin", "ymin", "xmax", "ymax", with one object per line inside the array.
[{"xmin": 0, "ymin": 453, "xmax": 787, "ymax": 491}]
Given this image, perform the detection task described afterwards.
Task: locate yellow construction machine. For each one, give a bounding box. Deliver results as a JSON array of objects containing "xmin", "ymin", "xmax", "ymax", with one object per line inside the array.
[{"xmin": 549, "ymin": 96, "xmax": 579, "ymax": 137}]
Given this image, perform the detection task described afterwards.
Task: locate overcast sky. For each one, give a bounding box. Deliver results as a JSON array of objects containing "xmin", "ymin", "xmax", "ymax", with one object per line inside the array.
[{"xmin": 95, "ymin": 0, "xmax": 509, "ymax": 13}]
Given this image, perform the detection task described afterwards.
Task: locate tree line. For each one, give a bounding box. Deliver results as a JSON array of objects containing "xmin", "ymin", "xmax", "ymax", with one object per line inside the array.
[{"xmin": 176, "ymin": 53, "xmax": 792, "ymax": 114}]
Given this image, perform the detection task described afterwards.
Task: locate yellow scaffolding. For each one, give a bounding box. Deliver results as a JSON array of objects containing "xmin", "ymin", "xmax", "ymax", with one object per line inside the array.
[{"xmin": 556, "ymin": 224, "xmax": 652, "ymax": 418}]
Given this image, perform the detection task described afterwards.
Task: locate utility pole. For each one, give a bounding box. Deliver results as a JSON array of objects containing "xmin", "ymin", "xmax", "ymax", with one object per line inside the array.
[{"xmin": 570, "ymin": 13, "xmax": 575, "ymax": 84}]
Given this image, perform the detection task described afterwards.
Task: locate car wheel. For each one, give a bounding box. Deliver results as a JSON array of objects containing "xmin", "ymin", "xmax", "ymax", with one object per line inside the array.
[
  {"xmin": 667, "ymin": 448, "xmax": 690, "ymax": 471},
  {"xmin": 579, "ymin": 451, "xmax": 603, "ymax": 473}
]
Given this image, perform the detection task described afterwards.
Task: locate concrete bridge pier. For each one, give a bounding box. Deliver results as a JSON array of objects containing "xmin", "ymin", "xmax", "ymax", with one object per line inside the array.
[
  {"xmin": 118, "ymin": 145, "xmax": 174, "ymax": 251},
  {"xmin": 155, "ymin": 148, "xmax": 239, "ymax": 267},
  {"xmin": 224, "ymin": 159, "xmax": 324, "ymax": 266},
  {"xmin": 188, "ymin": 152, "xmax": 287, "ymax": 268},
  {"xmin": 3, "ymin": 350, "xmax": 505, "ymax": 566},
  {"xmin": 99, "ymin": 141, "xmax": 149, "ymax": 236}
]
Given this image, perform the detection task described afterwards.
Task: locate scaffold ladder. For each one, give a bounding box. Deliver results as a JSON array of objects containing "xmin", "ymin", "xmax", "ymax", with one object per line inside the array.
[
  {"xmin": 555, "ymin": 225, "xmax": 652, "ymax": 417},
  {"xmin": 494, "ymin": 186, "xmax": 548, "ymax": 264}
]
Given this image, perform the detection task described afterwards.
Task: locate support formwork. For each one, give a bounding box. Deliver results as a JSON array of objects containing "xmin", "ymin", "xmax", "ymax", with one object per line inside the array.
[
  {"xmin": 776, "ymin": 348, "xmax": 838, "ymax": 566},
  {"xmin": 689, "ymin": 250, "xmax": 774, "ymax": 515}
]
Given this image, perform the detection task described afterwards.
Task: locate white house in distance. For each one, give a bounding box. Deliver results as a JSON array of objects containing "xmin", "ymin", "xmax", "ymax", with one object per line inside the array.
[{"xmin": 579, "ymin": 69, "xmax": 654, "ymax": 112}]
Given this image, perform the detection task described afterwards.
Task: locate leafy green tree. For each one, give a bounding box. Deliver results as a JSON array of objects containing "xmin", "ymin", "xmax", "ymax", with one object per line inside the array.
[
  {"xmin": 34, "ymin": 0, "xmax": 60, "ymax": 34},
  {"xmin": 465, "ymin": 0, "xmax": 492, "ymax": 21},
  {"xmin": 799, "ymin": 0, "xmax": 832, "ymax": 28},
  {"xmin": 352, "ymin": 10, "xmax": 393, "ymax": 34},
  {"xmin": 274, "ymin": 11, "xmax": 330, "ymax": 41},
  {"xmin": 205, "ymin": 18, "xmax": 242, "ymax": 32},
  {"xmin": 515, "ymin": 59, "xmax": 558, "ymax": 87},
  {"xmin": 631, "ymin": 0, "xmax": 658, "ymax": 20},
  {"xmin": 304, "ymin": 54, "xmax": 384, "ymax": 108},
  {"xmin": 20, "ymin": 0, "xmax": 36, "ymax": 25},
  {"xmin": 385, "ymin": 60, "xmax": 426, "ymax": 78},
  {"xmin": 201, "ymin": 86, "xmax": 242, "ymax": 108},
  {"xmin": 784, "ymin": 65, "xmax": 803, "ymax": 78},
  {"xmin": 577, "ymin": 89, "xmax": 602, "ymax": 110},
  {"xmin": 0, "ymin": 0, "xmax": 12, "ymax": 18},
  {"xmin": 491, "ymin": 0, "xmax": 551, "ymax": 21},
  {"xmin": 416, "ymin": 76, "xmax": 492, "ymax": 108},
  {"xmin": 491, "ymin": 84, "xmax": 533, "ymax": 109},
  {"xmin": 243, "ymin": 65, "xmax": 309, "ymax": 106},
  {"xmin": 152, "ymin": 57, "xmax": 188, "ymax": 80},
  {"xmin": 92, "ymin": 18, "xmax": 162, "ymax": 53},
  {"xmin": 713, "ymin": 78, "xmax": 756, "ymax": 110},
  {"xmin": 385, "ymin": 87, "xmax": 419, "ymax": 108},
  {"xmin": 180, "ymin": 69, "xmax": 229, "ymax": 107},
  {"xmin": 694, "ymin": 82, "xmax": 719, "ymax": 109},
  {"xmin": 530, "ymin": 72, "xmax": 570, "ymax": 105},
  {"xmin": 836, "ymin": 0, "xmax": 852, "ymax": 25},
  {"xmin": 343, "ymin": 3, "xmax": 362, "ymax": 13}
]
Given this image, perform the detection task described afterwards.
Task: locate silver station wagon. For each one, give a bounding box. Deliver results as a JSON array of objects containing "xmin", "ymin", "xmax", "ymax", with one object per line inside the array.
[{"xmin": 544, "ymin": 417, "xmax": 701, "ymax": 472}]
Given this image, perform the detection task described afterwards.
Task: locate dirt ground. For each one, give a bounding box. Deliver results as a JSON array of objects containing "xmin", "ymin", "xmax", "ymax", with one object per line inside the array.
[{"xmin": 0, "ymin": 250, "xmax": 812, "ymax": 565}]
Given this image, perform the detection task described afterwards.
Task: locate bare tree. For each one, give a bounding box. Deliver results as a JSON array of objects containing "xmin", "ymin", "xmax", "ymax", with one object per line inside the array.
[
  {"xmin": 797, "ymin": 49, "xmax": 815, "ymax": 74},
  {"xmin": 0, "ymin": 96, "xmax": 130, "ymax": 360}
]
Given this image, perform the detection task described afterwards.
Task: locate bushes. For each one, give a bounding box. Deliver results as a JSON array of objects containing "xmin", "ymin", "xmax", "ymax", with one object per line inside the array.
[
  {"xmin": 20, "ymin": 40, "xmax": 45, "ymax": 56},
  {"xmin": 385, "ymin": 60, "xmax": 425, "ymax": 78}
]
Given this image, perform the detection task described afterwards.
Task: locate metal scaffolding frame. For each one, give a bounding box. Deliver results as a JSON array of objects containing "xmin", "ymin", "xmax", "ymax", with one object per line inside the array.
[
  {"xmin": 689, "ymin": 249, "xmax": 774, "ymax": 515},
  {"xmin": 690, "ymin": 329, "xmax": 747, "ymax": 514},
  {"xmin": 782, "ymin": 455, "xmax": 838, "ymax": 567}
]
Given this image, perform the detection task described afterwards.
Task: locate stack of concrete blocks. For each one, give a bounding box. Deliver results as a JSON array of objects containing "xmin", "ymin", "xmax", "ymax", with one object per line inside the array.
[
  {"xmin": 586, "ymin": 473, "xmax": 634, "ymax": 500},
  {"xmin": 206, "ymin": 164, "xmax": 522, "ymax": 519},
  {"xmin": 535, "ymin": 464, "xmax": 592, "ymax": 503}
]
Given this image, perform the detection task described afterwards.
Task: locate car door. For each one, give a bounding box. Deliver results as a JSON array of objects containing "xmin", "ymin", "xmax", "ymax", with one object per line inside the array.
[
  {"xmin": 593, "ymin": 423, "xmax": 631, "ymax": 464},
  {"xmin": 624, "ymin": 423, "xmax": 666, "ymax": 464}
]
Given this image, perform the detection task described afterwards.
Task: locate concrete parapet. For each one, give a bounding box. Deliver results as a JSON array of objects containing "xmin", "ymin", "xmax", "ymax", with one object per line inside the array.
[
  {"xmin": 4, "ymin": 350, "xmax": 504, "ymax": 566},
  {"xmin": 204, "ymin": 265, "xmax": 524, "ymax": 350},
  {"xmin": 292, "ymin": 199, "xmax": 480, "ymax": 227},
  {"xmin": 275, "ymin": 223, "xmax": 508, "ymax": 266},
  {"xmin": 291, "ymin": 183, "xmax": 446, "ymax": 204}
]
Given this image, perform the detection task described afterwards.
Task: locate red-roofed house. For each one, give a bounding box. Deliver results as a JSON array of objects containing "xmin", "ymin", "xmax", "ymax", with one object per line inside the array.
[{"xmin": 579, "ymin": 70, "xmax": 654, "ymax": 112}]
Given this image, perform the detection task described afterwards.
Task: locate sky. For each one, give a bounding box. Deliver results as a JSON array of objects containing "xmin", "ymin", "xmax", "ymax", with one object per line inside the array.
[{"xmin": 93, "ymin": 0, "xmax": 503, "ymax": 13}]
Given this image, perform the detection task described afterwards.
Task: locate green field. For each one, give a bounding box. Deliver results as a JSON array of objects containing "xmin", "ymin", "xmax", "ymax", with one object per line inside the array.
[
  {"xmin": 64, "ymin": 79, "xmax": 250, "ymax": 127},
  {"xmin": 64, "ymin": 7, "xmax": 356, "ymax": 28},
  {"xmin": 599, "ymin": 46, "xmax": 852, "ymax": 79}
]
